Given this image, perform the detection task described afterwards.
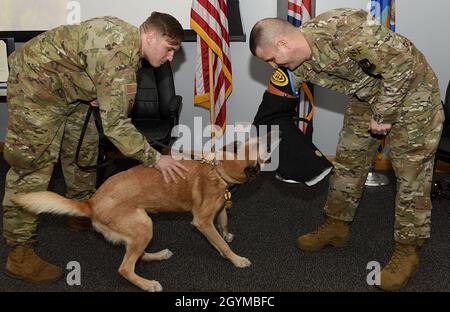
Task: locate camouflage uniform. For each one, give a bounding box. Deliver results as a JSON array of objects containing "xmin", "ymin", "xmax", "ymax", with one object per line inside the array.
[
  {"xmin": 291, "ymin": 9, "xmax": 444, "ymax": 246},
  {"xmin": 3, "ymin": 17, "xmax": 161, "ymax": 246}
]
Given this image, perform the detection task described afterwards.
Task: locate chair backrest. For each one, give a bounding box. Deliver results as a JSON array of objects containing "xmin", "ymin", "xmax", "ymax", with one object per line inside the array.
[{"xmin": 130, "ymin": 60, "xmax": 176, "ymax": 120}]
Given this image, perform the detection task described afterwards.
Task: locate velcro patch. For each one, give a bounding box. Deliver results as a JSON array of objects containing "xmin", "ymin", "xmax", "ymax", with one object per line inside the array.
[
  {"xmin": 347, "ymin": 45, "xmax": 380, "ymax": 76},
  {"xmin": 347, "ymin": 44, "xmax": 370, "ymax": 62},
  {"xmin": 125, "ymin": 83, "xmax": 137, "ymax": 94},
  {"xmin": 358, "ymin": 59, "xmax": 377, "ymax": 74}
]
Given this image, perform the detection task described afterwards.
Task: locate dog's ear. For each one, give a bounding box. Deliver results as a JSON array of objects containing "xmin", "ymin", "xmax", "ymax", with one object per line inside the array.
[{"xmin": 257, "ymin": 129, "xmax": 281, "ymax": 163}]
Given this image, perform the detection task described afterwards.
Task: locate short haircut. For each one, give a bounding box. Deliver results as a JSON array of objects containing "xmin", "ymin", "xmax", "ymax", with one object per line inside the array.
[
  {"xmin": 249, "ymin": 18, "xmax": 293, "ymax": 56},
  {"xmin": 140, "ymin": 11, "xmax": 184, "ymax": 45}
]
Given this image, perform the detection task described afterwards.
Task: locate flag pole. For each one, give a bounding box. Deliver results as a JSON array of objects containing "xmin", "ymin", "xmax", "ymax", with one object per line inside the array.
[{"xmin": 208, "ymin": 47, "xmax": 216, "ymax": 153}]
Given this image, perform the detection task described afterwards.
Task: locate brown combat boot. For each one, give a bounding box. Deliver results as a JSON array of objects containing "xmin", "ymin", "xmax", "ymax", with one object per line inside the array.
[
  {"xmin": 296, "ymin": 217, "xmax": 350, "ymax": 251},
  {"xmin": 5, "ymin": 245, "xmax": 63, "ymax": 284},
  {"xmin": 67, "ymin": 216, "xmax": 92, "ymax": 231},
  {"xmin": 378, "ymin": 243, "xmax": 419, "ymax": 291}
]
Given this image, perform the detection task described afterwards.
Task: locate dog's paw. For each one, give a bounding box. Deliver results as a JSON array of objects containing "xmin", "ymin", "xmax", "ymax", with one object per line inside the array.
[
  {"xmin": 141, "ymin": 280, "xmax": 163, "ymax": 292},
  {"xmin": 232, "ymin": 256, "xmax": 251, "ymax": 268},
  {"xmin": 160, "ymin": 249, "xmax": 173, "ymax": 260},
  {"xmin": 223, "ymin": 232, "xmax": 234, "ymax": 243},
  {"xmin": 142, "ymin": 249, "xmax": 173, "ymax": 261}
]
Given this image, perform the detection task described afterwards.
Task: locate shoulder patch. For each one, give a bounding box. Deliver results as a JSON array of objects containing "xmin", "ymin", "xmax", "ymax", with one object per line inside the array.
[
  {"xmin": 271, "ymin": 68, "xmax": 289, "ymax": 87},
  {"xmin": 125, "ymin": 83, "xmax": 137, "ymax": 94},
  {"xmin": 347, "ymin": 45, "xmax": 381, "ymax": 76},
  {"xmin": 346, "ymin": 44, "xmax": 371, "ymax": 62}
]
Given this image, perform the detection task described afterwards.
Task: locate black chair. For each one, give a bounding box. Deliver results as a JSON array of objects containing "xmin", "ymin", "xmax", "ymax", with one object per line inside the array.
[
  {"xmin": 431, "ymin": 80, "xmax": 450, "ymax": 200},
  {"xmin": 95, "ymin": 60, "xmax": 182, "ymax": 186}
]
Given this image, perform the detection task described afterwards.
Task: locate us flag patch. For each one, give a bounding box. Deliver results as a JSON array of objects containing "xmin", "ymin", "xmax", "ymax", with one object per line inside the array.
[{"xmin": 126, "ymin": 83, "xmax": 137, "ymax": 94}]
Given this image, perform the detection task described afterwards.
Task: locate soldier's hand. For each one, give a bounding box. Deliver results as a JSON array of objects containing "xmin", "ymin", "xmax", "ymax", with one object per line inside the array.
[
  {"xmin": 154, "ymin": 155, "xmax": 189, "ymax": 183},
  {"xmin": 369, "ymin": 118, "xmax": 392, "ymax": 136}
]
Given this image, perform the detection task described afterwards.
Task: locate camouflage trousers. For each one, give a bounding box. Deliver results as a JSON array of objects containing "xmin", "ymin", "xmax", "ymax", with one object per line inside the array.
[
  {"xmin": 2, "ymin": 67, "xmax": 98, "ymax": 246},
  {"xmin": 325, "ymin": 92, "xmax": 444, "ymax": 246}
]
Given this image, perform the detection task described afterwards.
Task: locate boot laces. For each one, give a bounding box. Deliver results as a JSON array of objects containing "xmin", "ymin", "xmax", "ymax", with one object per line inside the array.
[
  {"xmin": 385, "ymin": 245, "xmax": 412, "ymax": 273},
  {"xmin": 18, "ymin": 246, "xmax": 46, "ymax": 264},
  {"xmin": 313, "ymin": 218, "xmax": 337, "ymax": 235}
]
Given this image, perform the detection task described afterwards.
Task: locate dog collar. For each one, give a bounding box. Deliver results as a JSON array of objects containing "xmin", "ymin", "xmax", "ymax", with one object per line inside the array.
[
  {"xmin": 199, "ymin": 158, "xmax": 233, "ymax": 209},
  {"xmin": 200, "ymin": 157, "xmax": 233, "ymax": 186},
  {"xmin": 200, "ymin": 158, "xmax": 216, "ymax": 167}
]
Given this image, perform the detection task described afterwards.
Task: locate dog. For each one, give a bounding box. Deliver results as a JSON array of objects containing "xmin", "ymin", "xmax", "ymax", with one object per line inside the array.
[{"xmin": 11, "ymin": 132, "xmax": 279, "ymax": 292}]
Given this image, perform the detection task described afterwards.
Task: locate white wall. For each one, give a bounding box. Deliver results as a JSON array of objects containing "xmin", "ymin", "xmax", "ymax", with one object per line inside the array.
[
  {"xmin": 0, "ymin": 0, "xmax": 193, "ymax": 31},
  {"xmin": 396, "ymin": 0, "xmax": 450, "ymax": 96}
]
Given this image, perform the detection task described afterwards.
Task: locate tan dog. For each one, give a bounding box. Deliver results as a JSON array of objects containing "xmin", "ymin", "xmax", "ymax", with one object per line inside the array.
[{"xmin": 11, "ymin": 133, "xmax": 279, "ymax": 292}]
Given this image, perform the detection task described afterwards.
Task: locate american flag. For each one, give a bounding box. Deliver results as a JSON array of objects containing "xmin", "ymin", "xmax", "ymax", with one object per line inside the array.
[
  {"xmin": 191, "ymin": 0, "xmax": 232, "ymax": 131},
  {"xmin": 287, "ymin": 0, "xmax": 314, "ymax": 134}
]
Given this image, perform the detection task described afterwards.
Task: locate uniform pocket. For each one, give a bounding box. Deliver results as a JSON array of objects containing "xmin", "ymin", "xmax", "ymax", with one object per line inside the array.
[
  {"xmin": 4, "ymin": 97, "xmax": 65, "ymax": 169},
  {"xmin": 3, "ymin": 135, "xmax": 49, "ymax": 170},
  {"xmin": 123, "ymin": 82, "xmax": 137, "ymax": 115},
  {"xmin": 404, "ymin": 107, "xmax": 444, "ymax": 159}
]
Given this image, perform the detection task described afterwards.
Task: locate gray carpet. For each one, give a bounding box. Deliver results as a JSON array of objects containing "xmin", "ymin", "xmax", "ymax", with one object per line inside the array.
[{"xmin": 0, "ymin": 154, "xmax": 449, "ymax": 292}]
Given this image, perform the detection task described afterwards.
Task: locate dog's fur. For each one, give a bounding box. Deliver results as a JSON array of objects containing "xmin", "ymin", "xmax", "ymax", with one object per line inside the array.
[{"xmin": 11, "ymin": 134, "xmax": 278, "ymax": 292}]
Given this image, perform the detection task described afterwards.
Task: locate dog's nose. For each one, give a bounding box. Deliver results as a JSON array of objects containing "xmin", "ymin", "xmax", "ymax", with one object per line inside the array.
[{"xmin": 245, "ymin": 164, "xmax": 260, "ymax": 182}]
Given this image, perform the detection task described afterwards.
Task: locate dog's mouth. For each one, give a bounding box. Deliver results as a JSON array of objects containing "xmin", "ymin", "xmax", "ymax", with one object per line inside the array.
[{"xmin": 244, "ymin": 163, "xmax": 260, "ymax": 182}]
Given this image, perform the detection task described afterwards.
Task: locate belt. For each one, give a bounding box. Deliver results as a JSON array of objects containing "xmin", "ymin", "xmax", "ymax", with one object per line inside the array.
[{"xmin": 267, "ymin": 84, "xmax": 298, "ymax": 99}]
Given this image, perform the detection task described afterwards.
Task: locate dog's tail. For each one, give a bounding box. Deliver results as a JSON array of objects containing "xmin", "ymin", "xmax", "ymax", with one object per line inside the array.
[{"xmin": 11, "ymin": 191, "xmax": 92, "ymax": 218}]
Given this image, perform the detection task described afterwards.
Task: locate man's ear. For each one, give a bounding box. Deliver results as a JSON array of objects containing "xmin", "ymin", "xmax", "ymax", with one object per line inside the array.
[
  {"xmin": 145, "ymin": 31, "xmax": 157, "ymax": 44},
  {"xmin": 276, "ymin": 39, "xmax": 289, "ymax": 49}
]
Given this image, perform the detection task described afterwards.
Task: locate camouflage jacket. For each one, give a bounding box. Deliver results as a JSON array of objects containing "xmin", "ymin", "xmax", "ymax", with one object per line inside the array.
[
  {"xmin": 292, "ymin": 8, "xmax": 438, "ymax": 125},
  {"xmin": 9, "ymin": 16, "xmax": 161, "ymax": 166}
]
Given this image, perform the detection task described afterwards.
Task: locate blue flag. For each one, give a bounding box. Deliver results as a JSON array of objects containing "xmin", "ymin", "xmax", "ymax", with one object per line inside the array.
[{"xmin": 371, "ymin": 0, "xmax": 396, "ymax": 31}]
